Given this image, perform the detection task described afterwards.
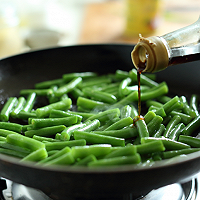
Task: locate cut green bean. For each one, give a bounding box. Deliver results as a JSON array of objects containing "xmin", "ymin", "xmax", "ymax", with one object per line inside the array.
[
  {"xmin": 170, "ymin": 111, "xmax": 192, "ymax": 125},
  {"xmin": 21, "ymin": 148, "xmax": 48, "ymax": 162},
  {"xmin": 88, "ymin": 154, "xmax": 141, "ymax": 167},
  {"xmin": 118, "ymin": 77, "xmax": 132, "ymax": 97},
  {"xmin": 178, "ymin": 135, "xmax": 200, "ymax": 148},
  {"xmin": 25, "ymin": 125, "xmax": 66, "ymax": 138},
  {"xmin": 82, "ymin": 88, "xmax": 117, "ymax": 104},
  {"xmin": 163, "ymin": 115, "xmax": 181, "ymax": 138},
  {"xmin": 45, "ymin": 139, "xmax": 86, "ymax": 151},
  {"xmin": 104, "ymin": 117, "xmax": 133, "ymax": 131},
  {"xmin": 147, "ymin": 115, "xmax": 163, "ymax": 136},
  {"xmin": 0, "ymin": 122, "xmax": 22, "ymax": 133},
  {"xmin": 162, "ymin": 148, "xmax": 200, "ymax": 159},
  {"xmin": 0, "ymin": 97, "xmax": 17, "ymax": 121},
  {"xmin": 54, "ymin": 77, "xmax": 82, "ymax": 97},
  {"xmin": 16, "ymin": 111, "xmax": 37, "ymax": 120},
  {"xmin": 77, "ymin": 119, "xmax": 100, "ymax": 132},
  {"xmin": 7, "ymin": 133, "xmax": 45, "ymax": 151},
  {"xmin": 37, "ymin": 146, "xmax": 71, "ymax": 164},
  {"xmin": 136, "ymin": 140, "xmax": 165, "ymax": 155},
  {"xmin": 21, "ymin": 93, "xmax": 36, "ymax": 112},
  {"xmin": 62, "ymin": 72, "xmax": 97, "ymax": 82},
  {"xmin": 115, "ymin": 69, "xmax": 130, "ymax": 80},
  {"xmin": 32, "ymin": 135, "xmax": 60, "ymax": 143},
  {"xmin": 35, "ymin": 78, "xmax": 64, "ymax": 89},
  {"xmin": 74, "ymin": 154, "xmax": 97, "ymax": 166},
  {"xmin": 135, "ymin": 118, "xmax": 149, "ymax": 139},
  {"xmin": 36, "ymin": 98, "xmax": 72, "ymax": 118},
  {"xmin": 10, "ymin": 97, "xmax": 26, "ymax": 117},
  {"xmin": 182, "ymin": 115, "xmax": 200, "ymax": 136},
  {"xmin": 73, "ymin": 130, "xmax": 125, "ymax": 147},
  {"xmin": 153, "ymin": 124, "xmax": 166, "ymax": 138},
  {"xmin": 0, "ymin": 129, "xmax": 18, "ymax": 137},
  {"xmin": 20, "ymin": 89, "xmax": 53, "ymax": 96},
  {"xmin": 0, "ymin": 147, "xmax": 28, "ymax": 158},
  {"xmin": 71, "ymin": 144, "xmax": 111, "ymax": 159},
  {"xmin": 190, "ymin": 94, "xmax": 199, "ymax": 116},
  {"xmin": 31, "ymin": 116, "xmax": 78, "ymax": 129},
  {"xmin": 168, "ymin": 123, "xmax": 185, "ymax": 141},
  {"xmin": 141, "ymin": 137, "xmax": 190, "ymax": 150},
  {"xmin": 104, "ymin": 145, "xmax": 137, "ymax": 159}
]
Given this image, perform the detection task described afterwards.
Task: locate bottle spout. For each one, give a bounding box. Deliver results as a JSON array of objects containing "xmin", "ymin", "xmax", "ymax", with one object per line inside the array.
[{"xmin": 131, "ymin": 34, "xmax": 169, "ymax": 73}]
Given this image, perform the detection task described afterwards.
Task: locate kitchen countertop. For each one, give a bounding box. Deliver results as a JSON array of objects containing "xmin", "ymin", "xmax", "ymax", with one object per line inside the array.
[{"xmin": 78, "ymin": 0, "xmax": 200, "ymax": 45}]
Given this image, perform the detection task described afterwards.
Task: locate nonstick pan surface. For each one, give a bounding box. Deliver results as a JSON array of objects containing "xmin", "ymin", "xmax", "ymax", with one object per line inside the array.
[{"xmin": 0, "ymin": 44, "xmax": 200, "ymax": 200}]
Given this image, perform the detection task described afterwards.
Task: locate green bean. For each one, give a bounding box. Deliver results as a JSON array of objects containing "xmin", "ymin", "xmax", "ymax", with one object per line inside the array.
[
  {"xmin": 6, "ymin": 133, "xmax": 45, "ymax": 151},
  {"xmin": 77, "ymin": 96, "xmax": 108, "ymax": 111},
  {"xmin": 101, "ymin": 83, "xmax": 120, "ymax": 93},
  {"xmin": 122, "ymin": 85, "xmax": 149, "ymax": 96},
  {"xmin": 16, "ymin": 111, "xmax": 37, "ymax": 120},
  {"xmin": 109, "ymin": 91, "xmax": 138, "ymax": 109},
  {"xmin": 96, "ymin": 118, "xmax": 120, "ymax": 131},
  {"xmin": 92, "ymin": 126, "xmax": 138, "ymax": 139},
  {"xmin": 162, "ymin": 148, "xmax": 200, "ymax": 159},
  {"xmin": 135, "ymin": 118, "xmax": 149, "ymax": 139},
  {"xmin": 190, "ymin": 94, "xmax": 199, "ymax": 116},
  {"xmin": 36, "ymin": 98, "xmax": 72, "ymax": 118},
  {"xmin": 140, "ymin": 82, "xmax": 168, "ymax": 102},
  {"xmin": 74, "ymin": 154, "xmax": 97, "ymax": 166},
  {"xmin": 77, "ymin": 119, "xmax": 100, "ymax": 132},
  {"xmin": 0, "ymin": 129, "xmax": 18, "ymax": 137},
  {"xmin": 31, "ymin": 116, "xmax": 78, "ymax": 129},
  {"xmin": 49, "ymin": 109, "xmax": 82, "ymax": 122},
  {"xmin": 62, "ymin": 72, "xmax": 97, "ymax": 82},
  {"xmin": 21, "ymin": 93, "xmax": 36, "ymax": 112},
  {"xmin": 60, "ymin": 123, "xmax": 88, "ymax": 141},
  {"xmin": 104, "ymin": 117, "xmax": 133, "ymax": 131},
  {"xmin": 60, "ymin": 110, "xmax": 94, "ymax": 121},
  {"xmin": 54, "ymin": 77, "xmax": 82, "ymax": 97},
  {"xmin": 32, "ymin": 135, "xmax": 60, "ymax": 143},
  {"xmin": 118, "ymin": 77, "xmax": 132, "ymax": 97},
  {"xmin": 82, "ymin": 88, "xmax": 117, "ymax": 104},
  {"xmin": 0, "ymin": 97, "xmax": 17, "ymax": 121},
  {"xmin": 45, "ymin": 139, "xmax": 86, "ymax": 151},
  {"xmin": 20, "ymin": 89, "xmax": 53, "ymax": 96},
  {"xmin": 10, "ymin": 97, "xmax": 26, "ymax": 117},
  {"xmin": 181, "ymin": 115, "xmax": 200, "ymax": 136},
  {"xmin": 0, "ymin": 141, "xmax": 31, "ymax": 155},
  {"xmin": 47, "ymin": 150, "xmax": 59, "ymax": 156},
  {"xmin": 178, "ymin": 135, "xmax": 200, "ymax": 148},
  {"xmin": 144, "ymin": 111, "xmax": 156, "ymax": 124},
  {"xmin": 35, "ymin": 78, "xmax": 64, "ymax": 89},
  {"xmin": 129, "ymin": 69, "xmax": 158, "ymax": 87},
  {"xmin": 157, "ymin": 96, "xmax": 172, "ymax": 104},
  {"xmin": 147, "ymin": 115, "xmax": 163, "ymax": 136},
  {"xmin": 115, "ymin": 69, "xmax": 129, "ymax": 80},
  {"xmin": 146, "ymin": 100, "xmax": 163, "ymax": 108},
  {"xmin": 155, "ymin": 96, "xmax": 181, "ymax": 116},
  {"xmin": 170, "ymin": 111, "xmax": 192, "ymax": 125},
  {"xmin": 70, "ymin": 87, "xmax": 84, "ymax": 99},
  {"xmin": 136, "ymin": 140, "xmax": 165, "ymax": 155},
  {"xmin": 104, "ymin": 145, "xmax": 137, "ymax": 159},
  {"xmin": 141, "ymin": 137, "xmax": 190, "ymax": 150},
  {"xmin": 153, "ymin": 124, "xmax": 166, "ymax": 137},
  {"xmin": 21, "ymin": 148, "xmax": 48, "ymax": 162},
  {"xmin": 163, "ymin": 115, "xmax": 181, "ymax": 138},
  {"xmin": 168, "ymin": 123, "xmax": 185, "ymax": 141},
  {"xmin": 0, "ymin": 137, "xmax": 6, "ymax": 142},
  {"xmin": 0, "ymin": 147, "xmax": 28, "ymax": 158},
  {"xmin": 71, "ymin": 144, "xmax": 112, "ymax": 159},
  {"xmin": 120, "ymin": 105, "xmax": 132, "ymax": 118},
  {"xmin": 37, "ymin": 146, "xmax": 71, "ymax": 164},
  {"xmin": 88, "ymin": 154, "xmax": 141, "ymax": 167},
  {"xmin": 80, "ymin": 77, "xmax": 112, "ymax": 89},
  {"xmin": 73, "ymin": 130, "xmax": 125, "ymax": 147},
  {"xmin": 44, "ymin": 151, "xmax": 75, "ymax": 166},
  {"xmin": 86, "ymin": 108, "xmax": 120, "ymax": 124},
  {"xmin": 0, "ymin": 122, "xmax": 22, "ymax": 133},
  {"xmin": 180, "ymin": 96, "xmax": 197, "ymax": 118},
  {"xmin": 25, "ymin": 125, "xmax": 66, "ymax": 138}
]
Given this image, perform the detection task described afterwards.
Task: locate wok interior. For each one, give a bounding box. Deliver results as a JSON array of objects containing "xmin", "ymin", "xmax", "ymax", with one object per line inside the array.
[{"xmin": 0, "ymin": 44, "xmax": 200, "ymax": 199}]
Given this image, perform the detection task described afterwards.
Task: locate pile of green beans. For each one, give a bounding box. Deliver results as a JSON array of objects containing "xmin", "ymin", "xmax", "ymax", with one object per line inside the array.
[{"xmin": 0, "ymin": 68, "xmax": 200, "ymax": 167}]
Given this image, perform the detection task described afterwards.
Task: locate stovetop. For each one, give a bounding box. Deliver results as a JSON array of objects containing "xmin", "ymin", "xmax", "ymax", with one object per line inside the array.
[{"xmin": 0, "ymin": 174, "xmax": 200, "ymax": 200}]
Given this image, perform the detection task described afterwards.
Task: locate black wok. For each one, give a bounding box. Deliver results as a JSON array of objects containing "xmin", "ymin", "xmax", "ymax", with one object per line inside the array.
[{"xmin": 0, "ymin": 44, "xmax": 200, "ymax": 200}]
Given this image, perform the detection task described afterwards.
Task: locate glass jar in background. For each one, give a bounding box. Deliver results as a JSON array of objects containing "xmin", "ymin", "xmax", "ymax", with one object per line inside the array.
[
  {"xmin": 124, "ymin": 0, "xmax": 162, "ymax": 38},
  {"xmin": 0, "ymin": 2, "xmax": 23, "ymax": 58}
]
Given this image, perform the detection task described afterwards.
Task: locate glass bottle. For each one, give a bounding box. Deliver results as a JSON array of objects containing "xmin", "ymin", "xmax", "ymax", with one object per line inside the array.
[{"xmin": 131, "ymin": 17, "xmax": 200, "ymax": 73}]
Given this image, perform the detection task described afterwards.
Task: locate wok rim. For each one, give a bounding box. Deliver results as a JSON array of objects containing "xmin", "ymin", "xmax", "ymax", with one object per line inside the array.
[{"xmin": 0, "ymin": 44, "xmax": 200, "ymax": 176}]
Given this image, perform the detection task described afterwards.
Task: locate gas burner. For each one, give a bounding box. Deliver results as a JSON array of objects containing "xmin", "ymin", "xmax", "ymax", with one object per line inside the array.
[{"xmin": 0, "ymin": 175, "xmax": 199, "ymax": 200}]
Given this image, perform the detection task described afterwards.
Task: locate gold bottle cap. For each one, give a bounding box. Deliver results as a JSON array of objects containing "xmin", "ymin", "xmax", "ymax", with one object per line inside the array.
[{"xmin": 131, "ymin": 35, "xmax": 169, "ymax": 73}]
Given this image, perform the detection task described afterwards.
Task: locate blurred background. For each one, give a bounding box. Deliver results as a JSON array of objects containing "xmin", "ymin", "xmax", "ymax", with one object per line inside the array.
[{"xmin": 0, "ymin": 0, "xmax": 199, "ymax": 58}]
